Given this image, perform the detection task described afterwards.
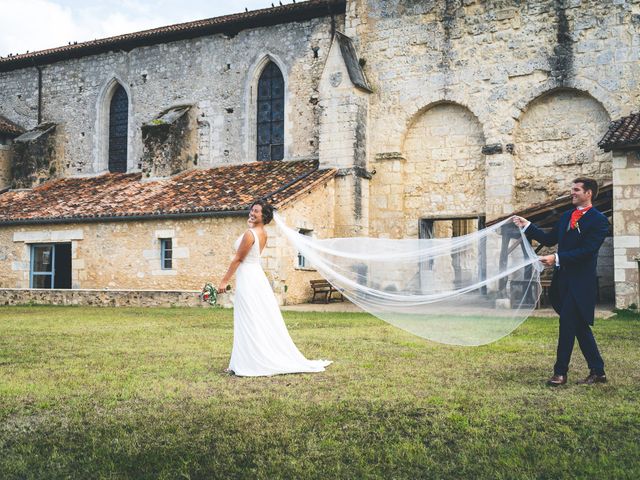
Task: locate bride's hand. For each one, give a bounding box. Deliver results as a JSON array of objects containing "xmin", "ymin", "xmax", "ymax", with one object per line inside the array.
[{"xmin": 217, "ymin": 283, "xmax": 228, "ymax": 294}]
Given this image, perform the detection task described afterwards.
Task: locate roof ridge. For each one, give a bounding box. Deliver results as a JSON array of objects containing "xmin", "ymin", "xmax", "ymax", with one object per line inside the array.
[{"xmin": 0, "ymin": 0, "xmax": 346, "ymax": 72}]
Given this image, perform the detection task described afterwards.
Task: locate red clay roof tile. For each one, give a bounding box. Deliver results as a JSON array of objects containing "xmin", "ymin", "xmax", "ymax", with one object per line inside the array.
[
  {"xmin": 0, "ymin": 160, "xmax": 336, "ymax": 224},
  {"xmin": 0, "ymin": 115, "xmax": 26, "ymax": 136},
  {"xmin": 598, "ymin": 112, "xmax": 640, "ymax": 152}
]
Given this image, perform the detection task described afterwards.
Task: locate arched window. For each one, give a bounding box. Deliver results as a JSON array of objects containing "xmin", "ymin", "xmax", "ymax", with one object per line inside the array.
[
  {"xmin": 257, "ymin": 62, "xmax": 284, "ymax": 161},
  {"xmin": 108, "ymin": 84, "xmax": 128, "ymax": 173}
]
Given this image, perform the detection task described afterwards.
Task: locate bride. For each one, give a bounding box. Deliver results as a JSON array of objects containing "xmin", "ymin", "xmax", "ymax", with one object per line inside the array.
[{"xmin": 217, "ymin": 199, "xmax": 332, "ymax": 377}]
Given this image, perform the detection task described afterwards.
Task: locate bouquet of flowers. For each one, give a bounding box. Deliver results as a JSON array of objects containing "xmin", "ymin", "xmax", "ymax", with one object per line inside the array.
[{"xmin": 200, "ymin": 283, "xmax": 230, "ymax": 306}]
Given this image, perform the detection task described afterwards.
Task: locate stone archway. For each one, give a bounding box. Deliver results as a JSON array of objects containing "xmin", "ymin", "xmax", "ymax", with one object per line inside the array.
[
  {"xmin": 514, "ymin": 89, "xmax": 614, "ymax": 303},
  {"xmin": 370, "ymin": 102, "xmax": 486, "ymax": 239},
  {"xmin": 514, "ymin": 89, "xmax": 612, "ymax": 209},
  {"xmin": 401, "ymin": 102, "xmax": 486, "ymax": 237}
]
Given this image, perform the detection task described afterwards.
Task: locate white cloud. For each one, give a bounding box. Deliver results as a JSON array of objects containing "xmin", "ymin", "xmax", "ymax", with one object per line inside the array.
[
  {"xmin": 0, "ymin": 0, "xmax": 303, "ymax": 58},
  {"xmin": 0, "ymin": 0, "xmax": 79, "ymax": 56},
  {"xmin": 0, "ymin": 0, "xmax": 187, "ymax": 56}
]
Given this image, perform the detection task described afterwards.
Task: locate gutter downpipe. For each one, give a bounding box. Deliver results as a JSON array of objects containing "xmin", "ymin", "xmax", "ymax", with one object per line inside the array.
[{"xmin": 32, "ymin": 62, "xmax": 43, "ymax": 124}]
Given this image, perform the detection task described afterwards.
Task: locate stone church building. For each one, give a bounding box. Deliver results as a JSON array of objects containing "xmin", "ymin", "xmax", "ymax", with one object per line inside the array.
[{"xmin": 0, "ymin": 0, "xmax": 638, "ymax": 307}]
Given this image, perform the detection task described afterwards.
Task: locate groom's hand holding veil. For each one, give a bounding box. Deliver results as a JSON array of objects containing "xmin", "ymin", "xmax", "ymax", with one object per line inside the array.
[
  {"xmin": 512, "ymin": 216, "xmax": 556, "ymax": 267},
  {"xmin": 512, "ymin": 216, "xmax": 529, "ymax": 229}
]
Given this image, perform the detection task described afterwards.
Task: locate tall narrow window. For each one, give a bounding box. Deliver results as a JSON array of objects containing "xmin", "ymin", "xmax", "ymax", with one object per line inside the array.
[
  {"xmin": 257, "ymin": 61, "xmax": 284, "ymax": 161},
  {"xmin": 108, "ymin": 84, "xmax": 128, "ymax": 173},
  {"xmin": 160, "ymin": 238, "xmax": 173, "ymax": 270},
  {"xmin": 296, "ymin": 229, "xmax": 313, "ymax": 269}
]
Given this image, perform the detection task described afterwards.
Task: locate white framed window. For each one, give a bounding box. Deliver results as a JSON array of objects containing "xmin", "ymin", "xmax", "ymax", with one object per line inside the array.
[
  {"xmin": 296, "ymin": 229, "xmax": 313, "ymax": 269},
  {"xmin": 160, "ymin": 238, "xmax": 173, "ymax": 270},
  {"xmin": 29, "ymin": 243, "xmax": 72, "ymax": 289}
]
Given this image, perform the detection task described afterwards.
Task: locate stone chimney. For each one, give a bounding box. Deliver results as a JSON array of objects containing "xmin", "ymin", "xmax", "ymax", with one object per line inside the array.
[
  {"xmin": 0, "ymin": 115, "xmax": 26, "ymax": 190},
  {"xmin": 140, "ymin": 105, "xmax": 198, "ymax": 178},
  {"xmin": 11, "ymin": 122, "xmax": 62, "ymax": 189},
  {"xmin": 318, "ymin": 32, "xmax": 372, "ymax": 236}
]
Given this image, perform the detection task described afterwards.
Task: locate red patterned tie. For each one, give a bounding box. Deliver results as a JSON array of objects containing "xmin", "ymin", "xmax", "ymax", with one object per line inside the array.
[{"xmin": 570, "ymin": 206, "xmax": 591, "ymax": 229}]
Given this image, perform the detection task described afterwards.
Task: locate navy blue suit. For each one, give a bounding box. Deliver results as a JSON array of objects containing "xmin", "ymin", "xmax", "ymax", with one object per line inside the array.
[{"xmin": 525, "ymin": 207, "xmax": 609, "ymax": 376}]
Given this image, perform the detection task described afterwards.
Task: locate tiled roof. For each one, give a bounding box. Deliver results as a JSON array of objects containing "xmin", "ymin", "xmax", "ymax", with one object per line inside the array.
[
  {"xmin": 0, "ymin": 115, "xmax": 26, "ymax": 136},
  {"xmin": 486, "ymin": 182, "xmax": 613, "ymax": 227},
  {"xmin": 598, "ymin": 112, "xmax": 640, "ymax": 152},
  {"xmin": 0, "ymin": 160, "xmax": 336, "ymax": 225},
  {"xmin": 0, "ymin": 0, "xmax": 346, "ymax": 73}
]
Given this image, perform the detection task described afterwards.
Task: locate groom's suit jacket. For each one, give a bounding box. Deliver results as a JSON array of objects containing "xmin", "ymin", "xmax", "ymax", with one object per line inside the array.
[{"xmin": 525, "ymin": 207, "xmax": 609, "ymax": 325}]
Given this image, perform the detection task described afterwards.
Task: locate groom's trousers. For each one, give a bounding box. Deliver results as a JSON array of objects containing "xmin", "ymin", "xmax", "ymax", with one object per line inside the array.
[{"xmin": 554, "ymin": 292, "xmax": 605, "ymax": 377}]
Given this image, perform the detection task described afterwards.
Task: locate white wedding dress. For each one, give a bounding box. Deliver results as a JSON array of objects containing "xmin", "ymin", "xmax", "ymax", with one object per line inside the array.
[{"xmin": 228, "ymin": 229, "xmax": 332, "ymax": 376}]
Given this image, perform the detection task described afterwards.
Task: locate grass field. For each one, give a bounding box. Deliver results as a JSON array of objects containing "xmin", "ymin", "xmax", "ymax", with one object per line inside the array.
[{"xmin": 1, "ymin": 306, "xmax": 639, "ymax": 479}]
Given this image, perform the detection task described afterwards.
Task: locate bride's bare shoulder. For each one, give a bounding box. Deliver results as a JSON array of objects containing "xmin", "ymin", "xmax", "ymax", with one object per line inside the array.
[{"xmin": 240, "ymin": 229, "xmax": 255, "ymax": 243}]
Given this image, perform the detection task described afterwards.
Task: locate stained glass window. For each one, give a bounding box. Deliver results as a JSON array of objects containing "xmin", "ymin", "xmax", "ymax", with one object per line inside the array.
[
  {"xmin": 257, "ymin": 62, "xmax": 284, "ymax": 161},
  {"xmin": 108, "ymin": 84, "xmax": 128, "ymax": 173}
]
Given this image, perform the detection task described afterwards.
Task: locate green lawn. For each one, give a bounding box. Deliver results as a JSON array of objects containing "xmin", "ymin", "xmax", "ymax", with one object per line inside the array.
[{"xmin": 1, "ymin": 306, "xmax": 639, "ymax": 479}]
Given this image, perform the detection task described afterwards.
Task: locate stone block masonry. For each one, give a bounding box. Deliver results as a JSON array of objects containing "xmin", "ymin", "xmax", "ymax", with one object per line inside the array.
[
  {"xmin": 0, "ymin": 146, "xmax": 10, "ymax": 190},
  {"xmin": 0, "ymin": 288, "xmax": 205, "ymax": 308},
  {"xmin": 0, "ymin": 15, "xmax": 340, "ymax": 174}
]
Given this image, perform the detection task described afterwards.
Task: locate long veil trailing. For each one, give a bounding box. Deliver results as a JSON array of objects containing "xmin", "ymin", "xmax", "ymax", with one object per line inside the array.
[{"xmin": 274, "ymin": 213, "xmax": 543, "ymax": 346}]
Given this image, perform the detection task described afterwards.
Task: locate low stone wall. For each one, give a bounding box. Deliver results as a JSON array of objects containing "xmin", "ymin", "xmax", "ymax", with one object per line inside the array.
[{"xmin": 0, "ymin": 288, "xmax": 230, "ymax": 308}]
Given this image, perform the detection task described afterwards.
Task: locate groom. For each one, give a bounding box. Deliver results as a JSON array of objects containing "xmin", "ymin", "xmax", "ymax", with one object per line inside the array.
[{"xmin": 513, "ymin": 177, "xmax": 609, "ymax": 386}]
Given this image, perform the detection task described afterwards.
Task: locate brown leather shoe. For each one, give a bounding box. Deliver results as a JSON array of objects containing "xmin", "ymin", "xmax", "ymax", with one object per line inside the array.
[
  {"xmin": 577, "ymin": 373, "xmax": 607, "ymax": 385},
  {"xmin": 547, "ymin": 374, "xmax": 567, "ymax": 386}
]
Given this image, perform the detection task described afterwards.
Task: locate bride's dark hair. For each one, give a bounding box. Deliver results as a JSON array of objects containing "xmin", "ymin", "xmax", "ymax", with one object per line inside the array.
[{"xmin": 251, "ymin": 199, "xmax": 274, "ymax": 224}]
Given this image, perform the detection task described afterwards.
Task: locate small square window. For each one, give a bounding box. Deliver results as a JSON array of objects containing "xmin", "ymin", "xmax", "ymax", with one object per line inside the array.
[{"xmin": 160, "ymin": 238, "xmax": 173, "ymax": 270}]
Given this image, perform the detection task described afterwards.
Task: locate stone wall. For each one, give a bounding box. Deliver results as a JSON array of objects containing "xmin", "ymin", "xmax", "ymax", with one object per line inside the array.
[
  {"xmin": 0, "ymin": 15, "xmax": 341, "ymax": 176},
  {"xmin": 514, "ymin": 90, "xmax": 611, "ymax": 209},
  {"xmin": 0, "ymin": 288, "xmax": 204, "ymax": 307},
  {"xmin": 346, "ymin": 0, "xmax": 632, "ymax": 220},
  {"xmin": 0, "ymin": 145, "xmax": 10, "ymax": 190},
  {"xmin": 613, "ymin": 151, "xmax": 640, "ymax": 308},
  {"xmin": 1, "ymin": 0, "xmax": 638, "ymax": 307},
  {"xmin": 370, "ymin": 103, "xmax": 486, "ymax": 238},
  {"xmin": 0, "ymin": 178, "xmax": 336, "ymax": 305},
  {"xmin": 344, "ymin": 0, "xmax": 634, "ymax": 305}
]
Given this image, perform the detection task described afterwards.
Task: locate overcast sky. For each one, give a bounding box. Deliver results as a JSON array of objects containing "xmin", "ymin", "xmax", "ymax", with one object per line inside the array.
[{"xmin": 0, "ymin": 0, "xmax": 296, "ymax": 57}]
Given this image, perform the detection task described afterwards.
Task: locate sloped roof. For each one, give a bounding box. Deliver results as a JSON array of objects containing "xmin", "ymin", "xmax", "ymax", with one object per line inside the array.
[
  {"xmin": 0, "ymin": 0, "xmax": 346, "ymax": 73},
  {"xmin": 486, "ymin": 182, "xmax": 613, "ymax": 228},
  {"xmin": 335, "ymin": 32, "xmax": 372, "ymax": 92},
  {"xmin": 0, "ymin": 115, "xmax": 26, "ymax": 136},
  {"xmin": 598, "ymin": 112, "xmax": 640, "ymax": 152},
  {"xmin": 0, "ymin": 160, "xmax": 336, "ymax": 225}
]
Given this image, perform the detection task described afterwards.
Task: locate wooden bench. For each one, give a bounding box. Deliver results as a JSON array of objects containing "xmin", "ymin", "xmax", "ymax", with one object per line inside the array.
[{"xmin": 310, "ymin": 279, "xmax": 344, "ymax": 303}]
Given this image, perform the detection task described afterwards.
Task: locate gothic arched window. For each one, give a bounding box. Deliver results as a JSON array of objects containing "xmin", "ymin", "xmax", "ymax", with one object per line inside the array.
[
  {"xmin": 257, "ymin": 62, "xmax": 284, "ymax": 161},
  {"xmin": 108, "ymin": 84, "xmax": 128, "ymax": 173}
]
